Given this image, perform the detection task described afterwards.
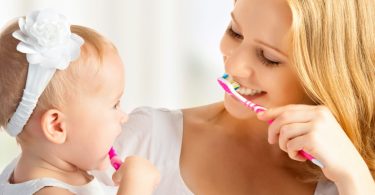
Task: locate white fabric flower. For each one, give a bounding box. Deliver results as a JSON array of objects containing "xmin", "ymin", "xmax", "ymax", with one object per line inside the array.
[
  {"xmin": 6, "ymin": 9, "xmax": 85, "ymax": 137},
  {"xmin": 12, "ymin": 9, "xmax": 84, "ymax": 70}
]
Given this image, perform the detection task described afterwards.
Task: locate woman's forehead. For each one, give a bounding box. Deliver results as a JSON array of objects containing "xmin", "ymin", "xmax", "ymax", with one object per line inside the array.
[{"xmin": 233, "ymin": 0, "xmax": 292, "ymax": 53}]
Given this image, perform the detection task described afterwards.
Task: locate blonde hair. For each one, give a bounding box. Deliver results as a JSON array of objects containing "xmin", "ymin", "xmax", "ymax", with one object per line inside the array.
[
  {"xmin": 0, "ymin": 20, "xmax": 116, "ymax": 129},
  {"xmin": 287, "ymin": 0, "xmax": 375, "ymax": 180}
]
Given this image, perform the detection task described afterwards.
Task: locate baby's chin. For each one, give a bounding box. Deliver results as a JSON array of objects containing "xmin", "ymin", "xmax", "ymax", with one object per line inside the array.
[
  {"xmin": 97, "ymin": 157, "xmax": 111, "ymax": 171},
  {"xmin": 88, "ymin": 156, "xmax": 111, "ymax": 171}
]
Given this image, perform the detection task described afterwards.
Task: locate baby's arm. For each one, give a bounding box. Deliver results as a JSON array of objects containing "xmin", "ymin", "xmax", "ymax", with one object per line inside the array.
[{"xmin": 113, "ymin": 156, "xmax": 160, "ymax": 195}]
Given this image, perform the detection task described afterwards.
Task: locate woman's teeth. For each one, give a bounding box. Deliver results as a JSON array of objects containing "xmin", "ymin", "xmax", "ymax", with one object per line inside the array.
[
  {"xmin": 236, "ymin": 87, "xmax": 263, "ymax": 96},
  {"xmin": 225, "ymin": 75, "xmax": 264, "ymax": 96}
]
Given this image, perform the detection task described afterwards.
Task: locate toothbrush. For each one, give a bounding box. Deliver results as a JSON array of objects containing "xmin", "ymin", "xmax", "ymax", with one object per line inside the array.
[
  {"xmin": 217, "ymin": 73, "xmax": 324, "ymax": 168},
  {"xmin": 109, "ymin": 147, "xmax": 122, "ymax": 170}
]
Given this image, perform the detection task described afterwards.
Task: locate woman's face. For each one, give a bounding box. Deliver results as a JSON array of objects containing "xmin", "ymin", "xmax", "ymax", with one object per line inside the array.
[{"xmin": 220, "ymin": 0, "xmax": 314, "ymax": 119}]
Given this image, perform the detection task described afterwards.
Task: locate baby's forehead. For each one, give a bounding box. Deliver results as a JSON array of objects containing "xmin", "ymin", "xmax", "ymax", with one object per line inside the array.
[
  {"xmin": 70, "ymin": 36, "xmax": 119, "ymax": 77},
  {"xmin": 71, "ymin": 25, "xmax": 116, "ymax": 61},
  {"xmin": 72, "ymin": 49, "xmax": 124, "ymax": 95}
]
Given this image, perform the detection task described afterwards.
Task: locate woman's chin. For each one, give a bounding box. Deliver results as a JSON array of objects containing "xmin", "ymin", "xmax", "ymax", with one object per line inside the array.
[{"xmin": 223, "ymin": 94, "xmax": 257, "ymax": 119}]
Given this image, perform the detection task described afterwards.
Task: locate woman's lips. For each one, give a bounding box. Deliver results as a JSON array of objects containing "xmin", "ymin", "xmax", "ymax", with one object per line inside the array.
[{"xmin": 240, "ymin": 91, "xmax": 267, "ymax": 102}]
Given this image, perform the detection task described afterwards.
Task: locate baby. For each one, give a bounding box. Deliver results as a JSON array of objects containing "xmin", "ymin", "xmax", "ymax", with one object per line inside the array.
[{"xmin": 0, "ymin": 9, "xmax": 159, "ymax": 195}]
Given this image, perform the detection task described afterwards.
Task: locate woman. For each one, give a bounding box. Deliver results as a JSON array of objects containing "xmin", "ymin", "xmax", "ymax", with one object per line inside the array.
[{"xmin": 98, "ymin": 0, "xmax": 375, "ymax": 194}]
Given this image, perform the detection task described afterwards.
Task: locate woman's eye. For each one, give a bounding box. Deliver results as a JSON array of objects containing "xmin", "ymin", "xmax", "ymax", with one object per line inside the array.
[
  {"xmin": 256, "ymin": 49, "xmax": 281, "ymax": 67},
  {"xmin": 226, "ymin": 25, "xmax": 243, "ymax": 40}
]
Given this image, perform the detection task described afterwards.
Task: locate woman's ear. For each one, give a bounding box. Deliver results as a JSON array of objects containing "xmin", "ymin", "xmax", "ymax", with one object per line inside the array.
[{"xmin": 40, "ymin": 109, "xmax": 67, "ymax": 144}]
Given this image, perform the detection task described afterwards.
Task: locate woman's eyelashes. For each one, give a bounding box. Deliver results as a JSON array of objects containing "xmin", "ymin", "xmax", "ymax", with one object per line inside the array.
[
  {"xmin": 256, "ymin": 49, "xmax": 281, "ymax": 66},
  {"xmin": 226, "ymin": 24, "xmax": 281, "ymax": 67},
  {"xmin": 226, "ymin": 25, "xmax": 243, "ymax": 40}
]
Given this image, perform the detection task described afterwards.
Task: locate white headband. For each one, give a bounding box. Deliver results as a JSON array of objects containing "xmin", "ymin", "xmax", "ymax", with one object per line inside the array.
[{"xmin": 6, "ymin": 9, "xmax": 84, "ymax": 136}]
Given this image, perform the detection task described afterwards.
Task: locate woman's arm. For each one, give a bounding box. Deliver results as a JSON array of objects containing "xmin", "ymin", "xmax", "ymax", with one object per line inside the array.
[
  {"xmin": 258, "ymin": 104, "xmax": 375, "ymax": 195},
  {"xmin": 334, "ymin": 160, "xmax": 375, "ymax": 195}
]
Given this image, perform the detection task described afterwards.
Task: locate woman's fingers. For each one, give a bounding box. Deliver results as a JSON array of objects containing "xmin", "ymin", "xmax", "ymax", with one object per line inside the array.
[
  {"xmin": 278, "ymin": 122, "xmax": 309, "ymax": 152},
  {"xmin": 258, "ymin": 105, "xmax": 315, "ymax": 144},
  {"xmin": 257, "ymin": 104, "xmax": 315, "ymax": 122},
  {"xmin": 286, "ymin": 136, "xmax": 308, "ymax": 162},
  {"xmin": 256, "ymin": 105, "xmax": 320, "ymax": 162}
]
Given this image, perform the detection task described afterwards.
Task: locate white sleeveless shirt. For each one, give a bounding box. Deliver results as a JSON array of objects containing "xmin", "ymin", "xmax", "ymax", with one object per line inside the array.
[
  {"xmin": 0, "ymin": 157, "xmax": 117, "ymax": 195},
  {"xmin": 94, "ymin": 107, "xmax": 339, "ymax": 195}
]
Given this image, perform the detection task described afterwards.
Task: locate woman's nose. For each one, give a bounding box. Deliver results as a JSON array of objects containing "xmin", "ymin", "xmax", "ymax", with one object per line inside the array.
[{"xmin": 224, "ymin": 46, "xmax": 254, "ymax": 78}]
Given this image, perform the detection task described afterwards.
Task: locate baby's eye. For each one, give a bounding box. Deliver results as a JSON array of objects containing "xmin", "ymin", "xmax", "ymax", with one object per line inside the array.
[{"xmin": 226, "ymin": 25, "xmax": 243, "ymax": 40}]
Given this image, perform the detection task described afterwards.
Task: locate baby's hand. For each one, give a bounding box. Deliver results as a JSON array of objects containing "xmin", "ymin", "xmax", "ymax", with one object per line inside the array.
[{"xmin": 113, "ymin": 156, "xmax": 160, "ymax": 195}]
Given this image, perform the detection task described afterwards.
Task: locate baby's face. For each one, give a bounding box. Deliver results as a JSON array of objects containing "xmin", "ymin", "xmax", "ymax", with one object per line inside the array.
[{"xmin": 62, "ymin": 49, "xmax": 128, "ymax": 171}]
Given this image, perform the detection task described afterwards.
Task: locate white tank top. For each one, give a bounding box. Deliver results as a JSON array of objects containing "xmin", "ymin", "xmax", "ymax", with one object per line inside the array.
[
  {"xmin": 0, "ymin": 157, "xmax": 117, "ymax": 195},
  {"xmin": 93, "ymin": 107, "xmax": 339, "ymax": 195}
]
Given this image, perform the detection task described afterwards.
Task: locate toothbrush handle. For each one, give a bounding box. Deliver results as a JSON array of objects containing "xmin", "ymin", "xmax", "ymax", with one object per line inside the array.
[
  {"xmin": 298, "ymin": 150, "xmax": 324, "ymax": 168},
  {"xmin": 109, "ymin": 147, "xmax": 123, "ymax": 170},
  {"xmin": 110, "ymin": 156, "xmax": 123, "ymax": 170},
  {"xmin": 243, "ymin": 99, "xmax": 324, "ymax": 168},
  {"xmin": 243, "ymin": 100, "xmax": 266, "ymax": 113},
  {"xmin": 298, "ymin": 150, "xmax": 314, "ymax": 160}
]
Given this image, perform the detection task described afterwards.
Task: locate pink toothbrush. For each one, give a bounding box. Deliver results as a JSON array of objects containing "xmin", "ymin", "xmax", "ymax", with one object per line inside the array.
[
  {"xmin": 217, "ymin": 73, "xmax": 324, "ymax": 168},
  {"xmin": 109, "ymin": 147, "xmax": 123, "ymax": 170}
]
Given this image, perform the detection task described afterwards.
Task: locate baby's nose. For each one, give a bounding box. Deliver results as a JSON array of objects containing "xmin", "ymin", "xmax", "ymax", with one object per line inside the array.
[{"xmin": 120, "ymin": 113, "xmax": 129, "ymax": 124}]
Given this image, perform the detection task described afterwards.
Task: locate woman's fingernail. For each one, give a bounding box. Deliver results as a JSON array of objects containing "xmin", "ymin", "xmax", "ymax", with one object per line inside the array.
[{"xmin": 257, "ymin": 112, "xmax": 265, "ymax": 118}]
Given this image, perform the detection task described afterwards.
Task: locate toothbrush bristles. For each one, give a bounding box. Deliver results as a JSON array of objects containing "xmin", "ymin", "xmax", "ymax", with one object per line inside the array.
[
  {"xmin": 222, "ymin": 74, "xmax": 240, "ymax": 90},
  {"xmin": 232, "ymin": 81, "xmax": 240, "ymax": 90}
]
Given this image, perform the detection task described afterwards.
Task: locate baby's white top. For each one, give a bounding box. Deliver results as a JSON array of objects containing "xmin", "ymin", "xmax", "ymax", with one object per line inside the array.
[
  {"xmin": 0, "ymin": 157, "xmax": 117, "ymax": 195},
  {"xmin": 94, "ymin": 107, "xmax": 338, "ymax": 195}
]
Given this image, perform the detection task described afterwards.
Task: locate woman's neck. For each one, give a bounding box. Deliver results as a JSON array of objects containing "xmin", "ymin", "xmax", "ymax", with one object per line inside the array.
[{"xmin": 188, "ymin": 102, "xmax": 312, "ymax": 172}]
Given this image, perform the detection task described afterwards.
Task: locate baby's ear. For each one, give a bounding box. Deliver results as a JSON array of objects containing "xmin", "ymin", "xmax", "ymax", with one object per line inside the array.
[{"xmin": 40, "ymin": 109, "xmax": 67, "ymax": 144}]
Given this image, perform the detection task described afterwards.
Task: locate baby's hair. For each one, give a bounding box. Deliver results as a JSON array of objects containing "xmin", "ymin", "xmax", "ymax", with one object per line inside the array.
[{"xmin": 0, "ymin": 19, "xmax": 117, "ymax": 130}]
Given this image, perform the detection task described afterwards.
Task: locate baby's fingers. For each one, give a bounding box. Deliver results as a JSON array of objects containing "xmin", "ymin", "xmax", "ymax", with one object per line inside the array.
[
  {"xmin": 112, "ymin": 157, "xmax": 129, "ymax": 186},
  {"xmin": 112, "ymin": 170, "xmax": 122, "ymax": 186}
]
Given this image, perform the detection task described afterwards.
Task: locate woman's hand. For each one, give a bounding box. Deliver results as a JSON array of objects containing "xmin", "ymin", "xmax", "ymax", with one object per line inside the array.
[
  {"xmin": 113, "ymin": 156, "xmax": 160, "ymax": 195},
  {"xmin": 257, "ymin": 104, "xmax": 375, "ymax": 194}
]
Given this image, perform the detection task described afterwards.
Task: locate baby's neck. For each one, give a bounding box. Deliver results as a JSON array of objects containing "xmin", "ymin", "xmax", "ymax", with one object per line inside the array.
[{"xmin": 12, "ymin": 151, "xmax": 93, "ymax": 186}]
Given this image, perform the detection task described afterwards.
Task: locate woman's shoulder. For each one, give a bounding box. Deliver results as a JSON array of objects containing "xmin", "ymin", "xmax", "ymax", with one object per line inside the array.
[
  {"xmin": 182, "ymin": 102, "xmax": 224, "ymax": 123},
  {"xmin": 124, "ymin": 106, "xmax": 183, "ymax": 132},
  {"xmin": 117, "ymin": 106, "xmax": 185, "ymax": 154},
  {"xmin": 127, "ymin": 102, "xmax": 224, "ymax": 123},
  {"xmin": 128, "ymin": 106, "xmax": 182, "ymax": 120}
]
